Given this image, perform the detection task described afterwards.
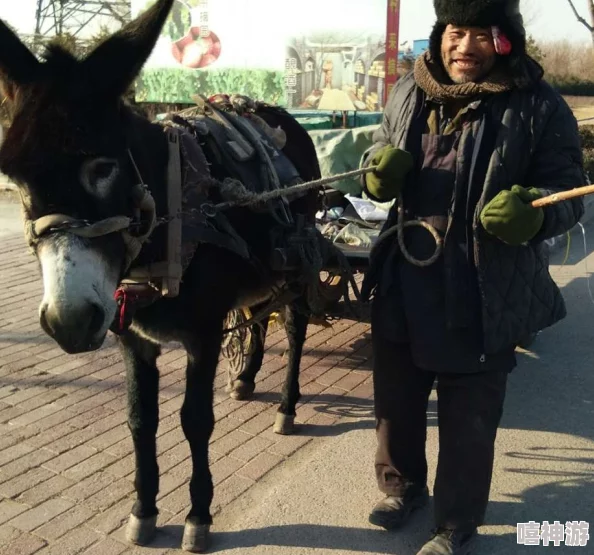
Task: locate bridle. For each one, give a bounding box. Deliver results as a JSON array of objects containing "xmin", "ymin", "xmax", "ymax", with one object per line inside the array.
[{"xmin": 23, "ymin": 150, "xmax": 158, "ymax": 273}]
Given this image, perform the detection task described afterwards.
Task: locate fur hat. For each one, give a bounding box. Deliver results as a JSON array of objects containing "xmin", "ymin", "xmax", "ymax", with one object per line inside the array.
[
  {"xmin": 428, "ymin": 0, "xmax": 538, "ymax": 88},
  {"xmin": 433, "ymin": 0, "xmax": 524, "ymax": 32}
]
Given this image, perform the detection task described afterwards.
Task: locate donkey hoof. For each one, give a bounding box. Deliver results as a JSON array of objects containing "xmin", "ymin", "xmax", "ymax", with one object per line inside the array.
[
  {"xmin": 273, "ymin": 413, "xmax": 295, "ymax": 435},
  {"xmin": 182, "ymin": 522, "xmax": 210, "ymax": 553},
  {"xmin": 126, "ymin": 514, "xmax": 157, "ymax": 545},
  {"xmin": 229, "ymin": 380, "xmax": 255, "ymax": 401}
]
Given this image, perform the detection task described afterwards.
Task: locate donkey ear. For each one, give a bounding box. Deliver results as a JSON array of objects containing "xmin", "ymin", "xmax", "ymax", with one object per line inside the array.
[
  {"xmin": 0, "ymin": 20, "xmax": 40, "ymax": 101},
  {"xmin": 81, "ymin": 0, "xmax": 174, "ymax": 98}
]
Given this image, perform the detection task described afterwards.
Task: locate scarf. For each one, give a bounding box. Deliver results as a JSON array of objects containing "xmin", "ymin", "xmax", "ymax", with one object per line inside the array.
[{"xmin": 414, "ymin": 52, "xmax": 514, "ymax": 103}]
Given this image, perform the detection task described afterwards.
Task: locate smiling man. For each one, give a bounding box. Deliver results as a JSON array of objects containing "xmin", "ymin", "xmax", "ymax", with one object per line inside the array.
[
  {"xmin": 442, "ymin": 25, "xmax": 496, "ymax": 84},
  {"xmin": 359, "ymin": 1, "xmax": 586, "ymax": 555}
]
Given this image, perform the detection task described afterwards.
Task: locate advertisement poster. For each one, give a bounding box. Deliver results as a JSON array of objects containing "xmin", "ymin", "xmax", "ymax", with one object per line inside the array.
[{"xmin": 132, "ymin": 0, "xmax": 391, "ymax": 111}]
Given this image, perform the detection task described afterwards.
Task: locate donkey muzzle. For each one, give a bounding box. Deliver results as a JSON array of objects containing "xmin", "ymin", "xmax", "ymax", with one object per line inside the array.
[{"xmin": 40, "ymin": 299, "xmax": 106, "ymax": 353}]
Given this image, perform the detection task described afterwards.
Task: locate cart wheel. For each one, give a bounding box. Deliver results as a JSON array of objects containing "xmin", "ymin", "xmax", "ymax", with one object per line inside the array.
[
  {"xmin": 222, "ymin": 308, "xmax": 254, "ymax": 393},
  {"xmin": 319, "ymin": 271, "xmax": 344, "ymax": 307}
]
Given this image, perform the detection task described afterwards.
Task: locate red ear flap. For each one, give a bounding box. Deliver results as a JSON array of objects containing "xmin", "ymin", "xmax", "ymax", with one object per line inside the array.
[{"xmin": 492, "ymin": 26, "xmax": 512, "ymax": 56}]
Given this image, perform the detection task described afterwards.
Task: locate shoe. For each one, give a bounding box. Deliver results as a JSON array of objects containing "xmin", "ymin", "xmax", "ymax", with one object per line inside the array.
[
  {"xmin": 416, "ymin": 527, "xmax": 477, "ymax": 555},
  {"xmin": 368, "ymin": 486, "xmax": 429, "ymax": 530}
]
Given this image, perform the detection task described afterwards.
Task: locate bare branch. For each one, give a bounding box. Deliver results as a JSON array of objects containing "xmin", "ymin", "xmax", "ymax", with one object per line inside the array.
[
  {"xmin": 520, "ymin": 0, "xmax": 540, "ymax": 28},
  {"xmin": 566, "ymin": 0, "xmax": 594, "ymax": 32}
]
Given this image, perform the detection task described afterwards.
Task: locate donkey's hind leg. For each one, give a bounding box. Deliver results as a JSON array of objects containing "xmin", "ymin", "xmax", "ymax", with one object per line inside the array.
[
  {"xmin": 180, "ymin": 325, "xmax": 223, "ymax": 553},
  {"xmin": 274, "ymin": 297, "xmax": 309, "ymax": 435},
  {"xmin": 118, "ymin": 332, "xmax": 161, "ymax": 546},
  {"xmin": 228, "ymin": 308, "xmax": 269, "ymax": 401}
]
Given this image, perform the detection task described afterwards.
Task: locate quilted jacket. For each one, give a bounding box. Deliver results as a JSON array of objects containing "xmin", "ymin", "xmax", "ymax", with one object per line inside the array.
[{"xmin": 363, "ymin": 62, "xmax": 586, "ymax": 354}]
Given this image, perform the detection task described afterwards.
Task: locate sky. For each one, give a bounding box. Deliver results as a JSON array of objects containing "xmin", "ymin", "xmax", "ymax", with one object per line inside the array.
[{"xmin": 0, "ymin": 0, "xmax": 592, "ymax": 46}]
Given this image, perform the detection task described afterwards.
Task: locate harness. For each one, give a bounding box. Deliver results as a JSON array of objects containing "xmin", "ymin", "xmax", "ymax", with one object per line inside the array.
[
  {"xmin": 23, "ymin": 94, "xmax": 319, "ymax": 334},
  {"xmin": 24, "ymin": 164, "xmax": 157, "ymax": 272}
]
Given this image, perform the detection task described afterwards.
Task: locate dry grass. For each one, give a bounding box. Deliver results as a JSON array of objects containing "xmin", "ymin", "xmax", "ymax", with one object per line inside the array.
[
  {"xmin": 564, "ymin": 96, "xmax": 594, "ymax": 122},
  {"xmin": 540, "ymin": 41, "xmax": 594, "ymax": 80},
  {"xmin": 537, "ymin": 40, "xmax": 594, "ymax": 121}
]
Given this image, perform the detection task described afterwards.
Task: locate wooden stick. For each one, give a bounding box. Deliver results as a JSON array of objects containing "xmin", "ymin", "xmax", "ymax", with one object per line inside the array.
[{"xmin": 531, "ymin": 185, "xmax": 594, "ymax": 208}]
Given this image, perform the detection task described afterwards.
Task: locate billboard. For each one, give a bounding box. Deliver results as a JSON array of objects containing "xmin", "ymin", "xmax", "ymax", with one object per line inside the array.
[{"xmin": 132, "ymin": 0, "xmax": 394, "ymax": 111}]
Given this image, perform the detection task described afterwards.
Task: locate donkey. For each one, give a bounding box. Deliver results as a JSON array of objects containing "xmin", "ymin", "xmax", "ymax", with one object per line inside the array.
[{"xmin": 0, "ymin": 1, "xmax": 331, "ymax": 551}]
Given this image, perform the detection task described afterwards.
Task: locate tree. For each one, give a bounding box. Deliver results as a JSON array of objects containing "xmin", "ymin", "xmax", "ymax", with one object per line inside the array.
[
  {"xmin": 566, "ymin": 0, "xmax": 594, "ymax": 48},
  {"xmin": 520, "ymin": 0, "xmax": 541, "ymax": 28},
  {"xmin": 525, "ymin": 34, "xmax": 545, "ymax": 64}
]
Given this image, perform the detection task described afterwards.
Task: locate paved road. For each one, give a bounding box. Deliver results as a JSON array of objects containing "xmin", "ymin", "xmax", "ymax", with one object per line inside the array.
[
  {"xmin": 0, "ymin": 198, "xmax": 592, "ymax": 554},
  {"xmin": 0, "ymin": 196, "xmax": 21, "ymax": 238},
  {"xmin": 210, "ymin": 222, "xmax": 594, "ymax": 555}
]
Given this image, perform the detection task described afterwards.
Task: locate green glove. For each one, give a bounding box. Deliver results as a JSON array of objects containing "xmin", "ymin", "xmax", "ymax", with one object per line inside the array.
[
  {"xmin": 480, "ymin": 185, "xmax": 544, "ymax": 246},
  {"xmin": 365, "ymin": 145, "xmax": 414, "ymax": 201}
]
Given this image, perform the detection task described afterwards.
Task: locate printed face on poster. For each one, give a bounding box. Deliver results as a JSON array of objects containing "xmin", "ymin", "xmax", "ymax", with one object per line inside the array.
[{"xmin": 132, "ymin": 0, "xmax": 393, "ymax": 111}]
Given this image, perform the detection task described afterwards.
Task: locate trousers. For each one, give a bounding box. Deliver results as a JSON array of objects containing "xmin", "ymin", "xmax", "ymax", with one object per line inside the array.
[{"xmin": 373, "ymin": 334, "xmax": 508, "ymax": 531}]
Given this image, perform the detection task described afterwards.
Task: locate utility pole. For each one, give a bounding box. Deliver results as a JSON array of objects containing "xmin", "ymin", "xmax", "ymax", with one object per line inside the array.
[{"xmin": 34, "ymin": 0, "xmax": 130, "ymax": 39}]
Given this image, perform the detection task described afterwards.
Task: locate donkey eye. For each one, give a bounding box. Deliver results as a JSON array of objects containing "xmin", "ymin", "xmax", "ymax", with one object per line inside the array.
[
  {"xmin": 94, "ymin": 161, "xmax": 116, "ymax": 180},
  {"xmin": 81, "ymin": 158, "xmax": 119, "ymax": 198}
]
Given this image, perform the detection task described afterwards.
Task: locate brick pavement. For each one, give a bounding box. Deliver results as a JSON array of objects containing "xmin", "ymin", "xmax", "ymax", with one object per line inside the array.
[{"xmin": 0, "ymin": 232, "xmax": 374, "ymax": 554}]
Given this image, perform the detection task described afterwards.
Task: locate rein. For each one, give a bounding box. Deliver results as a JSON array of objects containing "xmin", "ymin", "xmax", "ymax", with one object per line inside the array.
[
  {"xmin": 24, "ymin": 157, "xmax": 445, "ymax": 276},
  {"xmin": 201, "ymin": 167, "xmax": 443, "ymax": 268},
  {"xmin": 21, "ymin": 121, "xmax": 446, "ymax": 340}
]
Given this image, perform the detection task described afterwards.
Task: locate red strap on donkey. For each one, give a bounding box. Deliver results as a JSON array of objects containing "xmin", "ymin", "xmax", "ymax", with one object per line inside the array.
[{"xmin": 111, "ymin": 284, "xmax": 162, "ymax": 335}]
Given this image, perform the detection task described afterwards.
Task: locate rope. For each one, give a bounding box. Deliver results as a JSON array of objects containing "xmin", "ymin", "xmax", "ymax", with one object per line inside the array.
[
  {"xmin": 209, "ymin": 167, "xmax": 380, "ymax": 211},
  {"xmin": 396, "ymin": 195, "xmax": 443, "ymax": 267},
  {"xmin": 363, "ymin": 195, "xmax": 443, "ymax": 268}
]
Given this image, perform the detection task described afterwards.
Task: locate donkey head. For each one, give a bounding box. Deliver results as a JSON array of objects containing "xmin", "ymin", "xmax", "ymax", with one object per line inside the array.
[{"xmin": 0, "ymin": 0, "xmax": 173, "ymax": 353}]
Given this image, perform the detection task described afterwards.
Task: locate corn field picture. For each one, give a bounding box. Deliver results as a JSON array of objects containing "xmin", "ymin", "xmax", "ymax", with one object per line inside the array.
[{"xmin": 135, "ymin": 68, "xmax": 286, "ymax": 105}]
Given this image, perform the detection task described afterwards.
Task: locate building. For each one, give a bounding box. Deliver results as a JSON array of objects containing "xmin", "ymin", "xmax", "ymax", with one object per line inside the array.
[
  {"xmin": 286, "ymin": 36, "xmax": 429, "ymax": 112},
  {"xmin": 412, "ymin": 39, "xmax": 430, "ymax": 58}
]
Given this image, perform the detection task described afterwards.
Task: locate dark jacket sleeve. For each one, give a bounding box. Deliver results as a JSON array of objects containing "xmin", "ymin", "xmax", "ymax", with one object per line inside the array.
[
  {"xmin": 359, "ymin": 82, "xmax": 399, "ymax": 197},
  {"xmin": 529, "ymin": 93, "xmax": 586, "ymax": 242},
  {"xmin": 363, "ymin": 110, "xmax": 393, "ymax": 166}
]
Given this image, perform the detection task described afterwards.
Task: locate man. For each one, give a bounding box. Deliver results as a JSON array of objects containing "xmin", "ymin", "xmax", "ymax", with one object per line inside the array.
[{"xmin": 360, "ymin": 1, "xmax": 586, "ymax": 554}]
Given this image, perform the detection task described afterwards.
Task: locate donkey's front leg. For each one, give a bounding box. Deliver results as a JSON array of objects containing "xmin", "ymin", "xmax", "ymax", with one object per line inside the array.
[
  {"xmin": 180, "ymin": 327, "xmax": 222, "ymax": 553},
  {"xmin": 118, "ymin": 332, "xmax": 161, "ymax": 546},
  {"xmin": 274, "ymin": 298, "xmax": 309, "ymax": 435}
]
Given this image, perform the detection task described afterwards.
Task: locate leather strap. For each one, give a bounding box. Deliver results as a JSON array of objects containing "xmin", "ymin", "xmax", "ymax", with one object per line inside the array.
[
  {"xmin": 162, "ymin": 128, "xmax": 183, "ymax": 297},
  {"xmin": 26, "ymin": 214, "xmax": 132, "ymax": 246}
]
